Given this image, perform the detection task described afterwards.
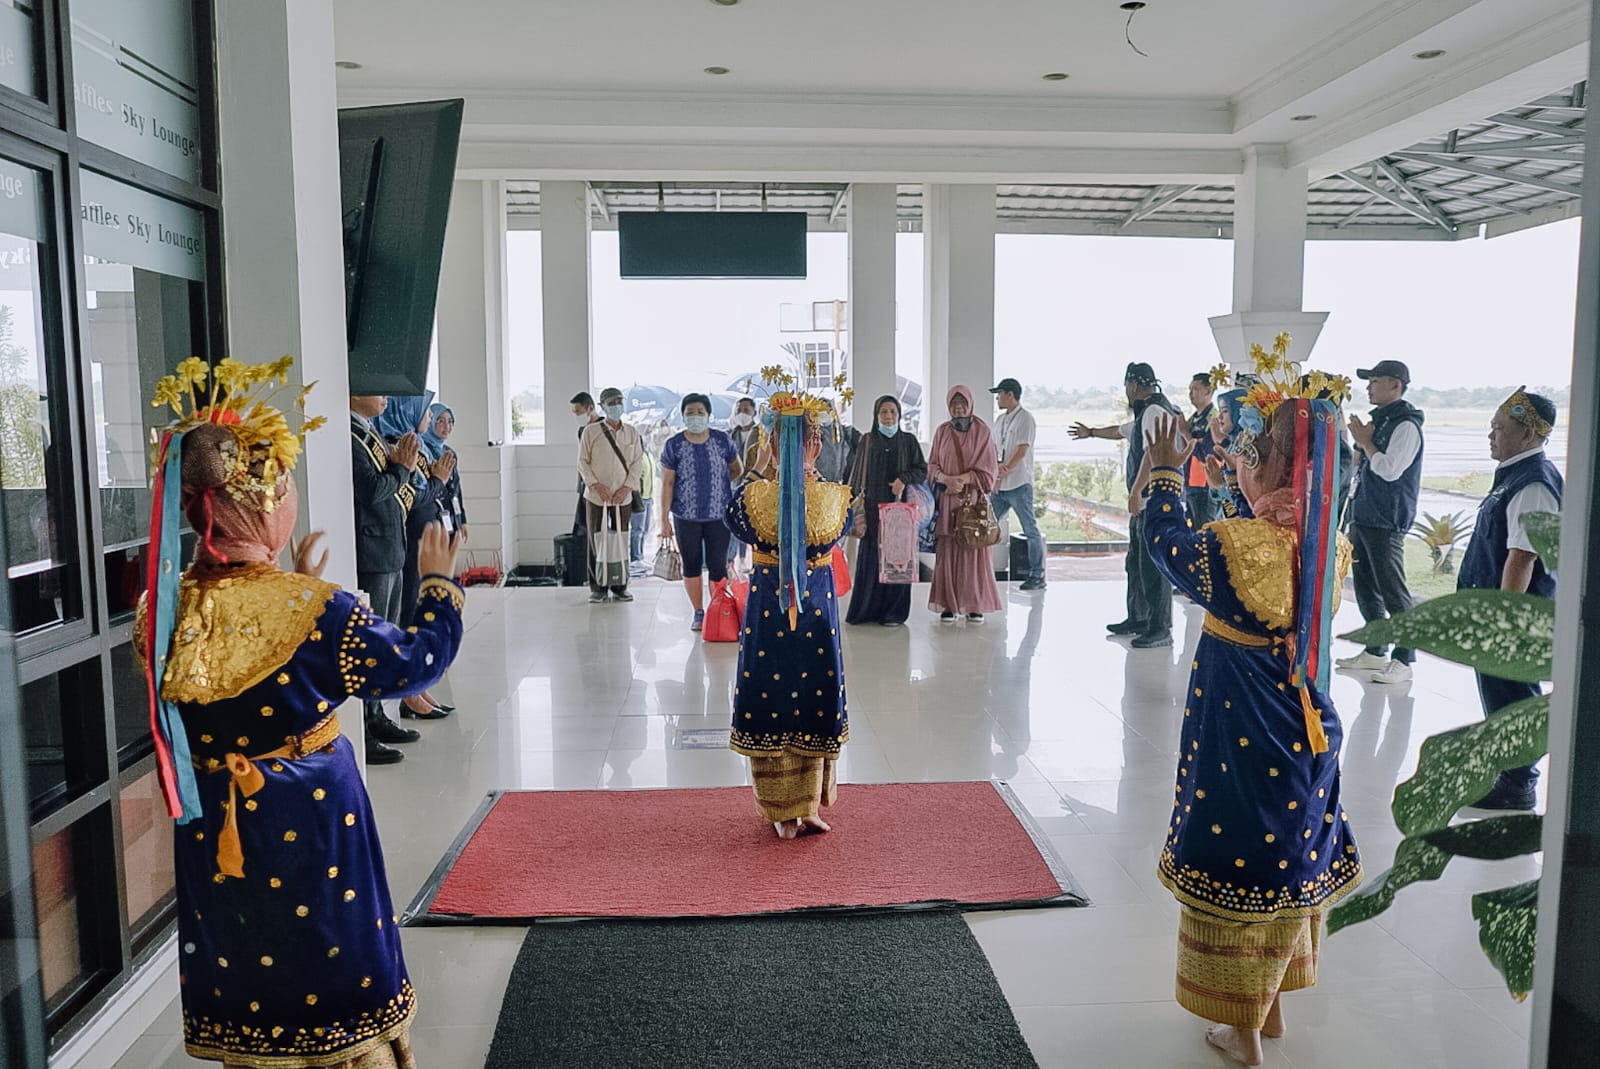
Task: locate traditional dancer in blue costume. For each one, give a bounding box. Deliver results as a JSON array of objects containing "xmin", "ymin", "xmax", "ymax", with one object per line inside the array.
[
  {"xmin": 727, "ymin": 368, "xmax": 853, "ymax": 839},
  {"xmin": 1141, "ymin": 336, "xmax": 1363, "ymax": 1067},
  {"xmin": 136, "ymin": 358, "xmax": 464, "ymax": 1068}
]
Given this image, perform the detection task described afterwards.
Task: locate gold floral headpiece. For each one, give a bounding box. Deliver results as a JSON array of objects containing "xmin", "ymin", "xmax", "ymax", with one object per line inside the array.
[
  {"xmin": 150, "ymin": 356, "xmax": 327, "ymax": 507},
  {"xmin": 1239, "ymin": 333, "xmax": 1351, "ymax": 421},
  {"xmin": 757, "ymin": 363, "xmax": 852, "ymax": 421},
  {"xmin": 1208, "ymin": 363, "xmax": 1232, "ymax": 390},
  {"xmin": 1501, "ymin": 386, "xmax": 1554, "ymax": 437}
]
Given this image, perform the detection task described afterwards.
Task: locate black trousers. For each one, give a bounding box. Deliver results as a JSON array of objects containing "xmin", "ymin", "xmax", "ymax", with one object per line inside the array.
[
  {"xmin": 357, "ymin": 570, "xmax": 404, "ymax": 727},
  {"xmin": 1125, "ymin": 512, "xmax": 1172, "ymax": 637},
  {"xmin": 1349, "ymin": 523, "xmax": 1415, "ymax": 663},
  {"xmin": 1185, "ymin": 488, "xmax": 1217, "ymax": 528},
  {"xmin": 1478, "ymin": 672, "xmax": 1541, "ymax": 791},
  {"xmin": 586, "ymin": 501, "xmax": 633, "ymax": 594}
]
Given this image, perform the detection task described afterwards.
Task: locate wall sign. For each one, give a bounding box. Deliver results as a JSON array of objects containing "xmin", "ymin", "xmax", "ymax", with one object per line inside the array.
[{"xmin": 79, "ymin": 170, "xmax": 204, "ymax": 281}]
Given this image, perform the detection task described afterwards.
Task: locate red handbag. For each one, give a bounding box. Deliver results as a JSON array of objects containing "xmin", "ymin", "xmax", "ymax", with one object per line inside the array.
[
  {"xmin": 830, "ymin": 544, "xmax": 851, "ymax": 597},
  {"xmin": 703, "ymin": 579, "xmax": 744, "ymax": 642}
]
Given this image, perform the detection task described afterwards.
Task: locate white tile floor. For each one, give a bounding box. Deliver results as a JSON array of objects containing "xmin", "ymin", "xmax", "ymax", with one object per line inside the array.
[{"xmin": 116, "ymin": 578, "xmax": 1538, "ymax": 1069}]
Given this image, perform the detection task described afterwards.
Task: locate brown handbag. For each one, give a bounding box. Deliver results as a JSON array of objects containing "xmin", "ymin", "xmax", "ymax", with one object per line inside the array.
[
  {"xmin": 951, "ymin": 491, "xmax": 1001, "ymax": 549},
  {"xmin": 846, "ymin": 445, "xmax": 867, "ymax": 539}
]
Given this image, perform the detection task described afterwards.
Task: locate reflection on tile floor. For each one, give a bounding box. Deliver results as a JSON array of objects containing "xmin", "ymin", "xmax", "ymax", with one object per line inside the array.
[{"xmin": 117, "ymin": 579, "xmax": 1536, "ymax": 1069}]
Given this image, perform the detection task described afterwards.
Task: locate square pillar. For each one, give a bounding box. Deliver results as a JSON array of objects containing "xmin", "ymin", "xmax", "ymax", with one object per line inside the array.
[
  {"xmin": 437, "ymin": 179, "xmax": 515, "ymax": 567},
  {"xmin": 538, "ymin": 181, "xmax": 593, "ymax": 431},
  {"xmin": 1210, "ymin": 146, "xmax": 1327, "ymax": 369},
  {"xmin": 923, "ymin": 184, "xmax": 996, "ymax": 427},
  {"xmin": 215, "ymin": 0, "xmax": 355, "ymax": 588},
  {"xmin": 848, "ymin": 184, "xmax": 897, "ymax": 430}
]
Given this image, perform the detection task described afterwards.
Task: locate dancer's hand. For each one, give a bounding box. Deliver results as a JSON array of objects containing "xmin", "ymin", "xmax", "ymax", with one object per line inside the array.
[
  {"xmin": 292, "ymin": 531, "xmax": 329, "ymax": 579},
  {"xmin": 418, "ymin": 522, "xmax": 463, "ymax": 578},
  {"xmin": 1145, "ymin": 410, "xmax": 1193, "ymax": 470}
]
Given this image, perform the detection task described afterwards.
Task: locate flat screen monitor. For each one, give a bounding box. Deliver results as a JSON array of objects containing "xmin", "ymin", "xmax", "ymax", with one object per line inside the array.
[
  {"xmin": 338, "ymin": 98, "xmax": 464, "ymax": 395},
  {"xmin": 618, "ymin": 211, "xmax": 807, "ymax": 279}
]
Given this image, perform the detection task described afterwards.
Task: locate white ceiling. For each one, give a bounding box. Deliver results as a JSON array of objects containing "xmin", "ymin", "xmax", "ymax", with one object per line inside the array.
[{"xmin": 333, "ymin": 0, "xmax": 1402, "ymax": 99}]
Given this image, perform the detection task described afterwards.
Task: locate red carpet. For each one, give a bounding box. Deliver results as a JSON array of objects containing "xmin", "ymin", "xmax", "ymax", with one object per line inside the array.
[{"xmin": 408, "ymin": 782, "xmax": 1079, "ymax": 923}]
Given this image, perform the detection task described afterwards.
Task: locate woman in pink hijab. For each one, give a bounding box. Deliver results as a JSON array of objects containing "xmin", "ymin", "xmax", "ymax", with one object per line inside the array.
[{"xmin": 928, "ymin": 384, "xmax": 1003, "ymax": 621}]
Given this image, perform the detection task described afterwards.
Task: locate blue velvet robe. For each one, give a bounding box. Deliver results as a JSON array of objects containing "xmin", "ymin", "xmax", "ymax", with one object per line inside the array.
[
  {"xmin": 1143, "ymin": 473, "xmax": 1362, "ymax": 922},
  {"xmin": 142, "ymin": 568, "xmax": 464, "ymax": 1065},
  {"xmin": 725, "ymin": 478, "xmax": 852, "ymax": 759}
]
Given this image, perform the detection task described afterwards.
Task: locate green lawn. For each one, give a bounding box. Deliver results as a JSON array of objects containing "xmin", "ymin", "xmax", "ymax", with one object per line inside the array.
[
  {"xmin": 1421, "ymin": 472, "xmax": 1493, "ymax": 498},
  {"xmin": 1404, "ymin": 536, "xmax": 1461, "ymax": 602},
  {"xmin": 1040, "ymin": 513, "xmax": 1115, "ymax": 542}
]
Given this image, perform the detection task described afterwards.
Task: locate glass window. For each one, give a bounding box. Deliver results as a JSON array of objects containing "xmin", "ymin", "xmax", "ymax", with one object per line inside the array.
[
  {"xmin": 79, "ymin": 170, "xmax": 206, "ymax": 620},
  {"xmin": 0, "ymin": 0, "xmax": 41, "ymax": 100},
  {"xmin": 0, "ymin": 157, "xmax": 81, "ymax": 635},
  {"xmin": 506, "ymin": 228, "xmax": 545, "ymax": 444},
  {"xmin": 117, "ymin": 765, "xmax": 174, "ymax": 942},
  {"xmin": 22, "ymin": 657, "xmax": 106, "ymax": 818},
  {"xmin": 69, "ymin": 0, "xmax": 201, "ymax": 183},
  {"xmin": 31, "ymin": 808, "xmax": 114, "ymax": 1017},
  {"xmin": 108, "ymin": 640, "xmax": 148, "ymax": 765}
]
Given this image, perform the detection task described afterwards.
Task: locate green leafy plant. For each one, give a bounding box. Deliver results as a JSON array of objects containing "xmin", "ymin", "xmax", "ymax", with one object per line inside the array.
[
  {"xmin": 1328, "ymin": 511, "xmax": 1559, "ymax": 1000},
  {"xmin": 1409, "ymin": 510, "xmax": 1473, "ymax": 574}
]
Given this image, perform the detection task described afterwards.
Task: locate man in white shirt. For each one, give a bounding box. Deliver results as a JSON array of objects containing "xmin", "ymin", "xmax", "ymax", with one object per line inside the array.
[
  {"xmin": 1456, "ymin": 388, "xmax": 1562, "ymax": 810},
  {"xmin": 1337, "ymin": 360, "xmax": 1425, "ymax": 684},
  {"xmin": 578, "ymin": 387, "xmax": 644, "ymax": 603},
  {"xmin": 989, "ymin": 377, "xmax": 1046, "ymax": 591}
]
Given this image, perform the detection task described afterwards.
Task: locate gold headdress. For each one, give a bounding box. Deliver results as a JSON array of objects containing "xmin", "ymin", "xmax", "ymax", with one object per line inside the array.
[
  {"xmin": 757, "ymin": 364, "xmax": 853, "ymax": 420},
  {"xmin": 1239, "ymin": 333, "xmax": 1351, "ymax": 422},
  {"xmin": 1501, "ymin": 386, "xmax": 1554, "ymax": 438},
  {"xmin": 149, "ymin": 356, "xmax": 326, "ymax": 510},
  {"xmin": 1208, "ymin": 363, "xmax": 1232, "ymax": 391}
]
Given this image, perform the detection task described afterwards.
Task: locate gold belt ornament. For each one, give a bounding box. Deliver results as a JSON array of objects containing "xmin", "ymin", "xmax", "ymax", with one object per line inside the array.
[
  {"xmin": 200, "ymin": 713, "xmax": 342, "ymax": 879},
  {"xmin": 1201, "ymin": 614, "xmax": 1272, "ymax": 648},
  {"xmin": 752, "ymin": 549, "xmax": 832, "ymax": 568}
]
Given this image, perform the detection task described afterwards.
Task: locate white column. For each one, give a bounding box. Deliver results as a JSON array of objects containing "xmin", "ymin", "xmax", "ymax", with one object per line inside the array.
[
  {"xmin": 437, "ymin": 179, "xmax": 515, "ymax": 567},
  {"xmin": 923, "ymin": 184, "xmax": 996, "ymax": 427},
  {"xmin": 848, "ymin": 184, "xmax": 896, "ymax": 431},
  {"xmin": 538, "ymin": 181, "xmax": 593, "ymax": 430},
  {"xmin": 215, "ymin": 0, "xmax": 355, "ymax": 588},
  {"xmin": 1209, "ymin": 146, "xmax": 1328, "ymax": 369}
]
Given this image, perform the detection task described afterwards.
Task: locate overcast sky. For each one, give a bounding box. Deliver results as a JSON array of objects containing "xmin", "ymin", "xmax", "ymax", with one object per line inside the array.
[{"xmin": 503, "ymin": 217, "xmax": 1581, "ymax": 399}]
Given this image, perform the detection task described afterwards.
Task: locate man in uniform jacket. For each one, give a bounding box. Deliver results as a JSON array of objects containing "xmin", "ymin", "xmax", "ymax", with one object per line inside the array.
[
  {"xmin": 1339, "ymin": 360, "xmax": 1425, "ymax": 685},
  {"xmin": 349, "ymin": 395, "xmax": 423, "ymax": 764}
]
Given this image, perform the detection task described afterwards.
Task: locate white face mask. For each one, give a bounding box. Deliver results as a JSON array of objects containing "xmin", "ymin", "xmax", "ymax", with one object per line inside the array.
[
  {"xmin": 575, "ymin": 411, "xmax": 592, "ymax": 425},
  {"xmin": 604, "ymin": 404, "xmax": 624, "ymax": 420},
  {"xmin": 684, "ymin": 415, "xmax": 710, "ymax": 434},
  {"xmin": 733, "ymin": 412, "xmax": 754, "ymax": 428},
  {"xmin": 817, "ymin": 412, "xmax": 835, "ymax": 426}
]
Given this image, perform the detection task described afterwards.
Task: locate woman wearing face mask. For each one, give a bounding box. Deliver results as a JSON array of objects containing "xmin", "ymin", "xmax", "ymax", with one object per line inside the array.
[
  {"xmin": 927, "ymin": 384, "xmax": 1003, "ymax": 623},
  {"xmin": 812, "ymin": 402, "xmax": 861, "ymax": 484},
  {"xmin": 845, "ymin": 396, "xmax": 927, "ymax": 626},
  {"xmin": 658, "ymin": 394, "xmax": 743, "ymax": 630}
]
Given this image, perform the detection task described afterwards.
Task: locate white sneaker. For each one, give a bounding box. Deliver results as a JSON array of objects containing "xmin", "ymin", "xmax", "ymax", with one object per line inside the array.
[
  {"xmin": 1335, "ymin": 651, "xmax": 1389, "ymax": 672},
  {"xmin": 1369, "ymin": 661, "xmax": 1413, "ymax": 685}
]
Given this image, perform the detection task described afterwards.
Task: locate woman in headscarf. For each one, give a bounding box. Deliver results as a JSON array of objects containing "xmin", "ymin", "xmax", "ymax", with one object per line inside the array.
[
  {"xmin": 844, "ymin": 395, "xmax": 927, "ymax": 627},
  {"xmin": 927, "ymin": 384, "xmax": 1002, "ymax": 623},
  {"xmin": 726, "ymin": 389, "xmax": 852, "ymax": 838},
  {"xmin": 380, "ymin": 395, "xmax": 457, "ymax": 720},
  {"xmin": 136, "ymin": 358, "xmax": 465, "ymax": 1068},
  {"xmin": 1140, "ymin": 349, "xmax": 1362, "ymax": 1068},
  {"xmin": 421, "ymin": 402, "xmax": 468, "ymax": 540}
]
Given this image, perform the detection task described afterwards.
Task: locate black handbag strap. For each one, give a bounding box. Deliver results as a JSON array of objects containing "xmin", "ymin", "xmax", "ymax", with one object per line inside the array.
[{"xmin": 599, "ymin": 422, "xmax": 634, "ymax": 474}]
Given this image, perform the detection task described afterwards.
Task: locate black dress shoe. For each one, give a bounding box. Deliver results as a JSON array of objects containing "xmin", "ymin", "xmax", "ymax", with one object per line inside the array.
[
  {"xmin": 365, "ymin": 739, "xmax": 404, "ymax": 765},
  {"xmin": 1467, "ymin": 779, "xmax": 1537, "ymax": 812},
  {"xmin": 431, "ymin": 703, "xmax": 456, "ymax": 714},
  {"xmin": 367, "ymin": 717, "xmax": 421, "ymax": 744},
  {"xmin": 1106, "ymin": 619, "xmax": 1141, "ymax": 635},
  {"xmin": 401, "ymin": 703, "xmax": 451, "ymax": 720}
]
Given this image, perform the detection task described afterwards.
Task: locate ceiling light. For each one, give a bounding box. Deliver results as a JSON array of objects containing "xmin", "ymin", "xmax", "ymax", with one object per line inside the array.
[
  {"xmin": 1413, "ymin": 49, "xmax": 1446, "ymax": 60},
  {"xmin": 1042, "ymin": 72, "xmax": 1070, "ymax": 81},
  {"xmin": 1291, "ymin": 114, "xmax": 1317, "ymax": 122},
  {"xmin": 704, "ymin": 66, "xmax": 731, "ymax": 75},
  {"xmin": 709, "ymin": 0, "xmax": 741, "ymax": 5},
  {"xmin": 334, "ymin": 60, "xmax": 362, "ymax": 70}
]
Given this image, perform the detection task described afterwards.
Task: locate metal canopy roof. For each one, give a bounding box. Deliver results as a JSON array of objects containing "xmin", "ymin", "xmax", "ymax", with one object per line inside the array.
[{"xmin": 504, "ymin": 85, "xmax": 1586, "ymax": 242}]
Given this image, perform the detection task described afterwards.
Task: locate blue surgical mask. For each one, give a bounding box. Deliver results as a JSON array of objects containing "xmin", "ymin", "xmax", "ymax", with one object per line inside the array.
[
  {"xmin": 684, "ymin": 415, "xmax": 709, "ymax": 434},
  {"xmin": 876, "ymin": 423, "xmax": 899, "ymax": 438},
  {"xmin": 604, "ymin": 404, "xmax": 623, "ymax": 420}
]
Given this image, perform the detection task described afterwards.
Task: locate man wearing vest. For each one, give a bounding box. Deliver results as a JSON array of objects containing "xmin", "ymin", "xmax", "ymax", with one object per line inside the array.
[
  {"xmin": 1338, "ymin": 359, "xmax": 1425, "ymax": 684},
  {"xmin": 1459, "ymin": 388, "xmax": 1562, "ymax": 810},
  {"xmin": 1070, "ymin": 361, "xmax": 1180, "ymax": 648},
  {"xmin": 1185, "ymin": 372, "xmax": 1217, "ymax": 527},
  {"xmin": 349, "ymin": 396, "xmax": 424, "ymax": 765}
]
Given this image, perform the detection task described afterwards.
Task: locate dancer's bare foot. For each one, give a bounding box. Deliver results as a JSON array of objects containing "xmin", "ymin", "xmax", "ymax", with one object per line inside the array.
[
  {"xmin": 774, "ymin": 821, "xmax": 800, "ymax": 839},
  {"xmin": 799, "ymin": 815, "xmax": 831, "ymax": 834},
  {"xmin": 1261, "ymin": 994, "xmax": 1285, "ymax": 1039},
  {"xmin": 1205, "ymin": 1025, "xmax": 1264, "ymax": 1067}
]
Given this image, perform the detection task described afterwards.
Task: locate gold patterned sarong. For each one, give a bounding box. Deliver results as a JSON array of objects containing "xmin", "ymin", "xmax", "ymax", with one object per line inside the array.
[
  {"xmin": 220, "ymin": 1028, "xmax": 414, "ymax": 1069},
  {"xmin": 1175, "ymin": 906, "xmax": 1321, "ymax": 1029},
  {"xmin": 749, "ymin": 753, "xmax": 837, "ymax": 822}
]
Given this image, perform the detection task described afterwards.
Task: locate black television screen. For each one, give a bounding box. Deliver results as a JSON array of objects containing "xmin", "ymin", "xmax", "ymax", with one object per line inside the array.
[
  {"xmin": 618, "ymin": 211, "xmax": 807, "ymax": 279},
  {"xmin": 338, "ymin": 99, "xmax": 464, "ymax": 395}
]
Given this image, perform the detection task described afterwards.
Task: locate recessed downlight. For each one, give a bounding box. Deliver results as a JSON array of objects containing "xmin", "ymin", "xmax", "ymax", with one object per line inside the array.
[
  {"xmin": 1042, "ymin": 72, "xmax": 1070, "ymax": 81},
  {"xmin": 334, "ymin": 60, "xmax": 362, "ymax": 70},
  {"xmin": 704, "ymin": 66, "xmax": 731, "ymax": 76},
  {"xmin": 709, "ymin": 0, "xmax": 741, "ymax": 5},
  {"xmin": 1291, "ymin": 114, "xmax": 1317, "ymax": 122},
  {"xmin": 1413, "ymin": 49, "xmax": 1446, "ymax": 60}
]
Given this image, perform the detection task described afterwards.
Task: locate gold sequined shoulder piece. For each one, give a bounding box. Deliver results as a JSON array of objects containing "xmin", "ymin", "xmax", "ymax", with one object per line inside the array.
[
  {"xmin": 162, "ymin": 569, "xmax": 342, "ymax": 704},
  {"xmin": 741, "ymin": 478, "xmax": 850, "ymax": 546},
  {"xmin": 133, "ymin": 594, "xmax": 150, "ymax": 672},
  {"xmin": 1210, "ymin": 518, "xmax": 1297, "ymax": 632},
  {"xmin": 1333, "ymin": 533, "xmax": 1353, "ymax": 615}
]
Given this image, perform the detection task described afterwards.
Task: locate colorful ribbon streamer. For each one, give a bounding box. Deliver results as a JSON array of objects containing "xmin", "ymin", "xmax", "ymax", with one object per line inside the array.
[{"xmin": 143, "ymin": 431, "xmax": 203, "ymax": 823}]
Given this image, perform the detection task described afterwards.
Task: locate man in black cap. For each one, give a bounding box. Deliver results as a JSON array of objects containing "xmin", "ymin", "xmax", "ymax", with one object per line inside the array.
[
  {"xmin": 1458, "ymin": 388, "xmax": 1561, "ymax": 810},
  {"xmin": 990, "ymin": 377, "xmax": 1046, "ymax": 590},
  {"xmin": 1070, "ymin": 362, "xmax": 1180, "ymax": 647},
  {"xmin": 1338, "ymin": 359, "xmax": 1425, "ymax": 684}
]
